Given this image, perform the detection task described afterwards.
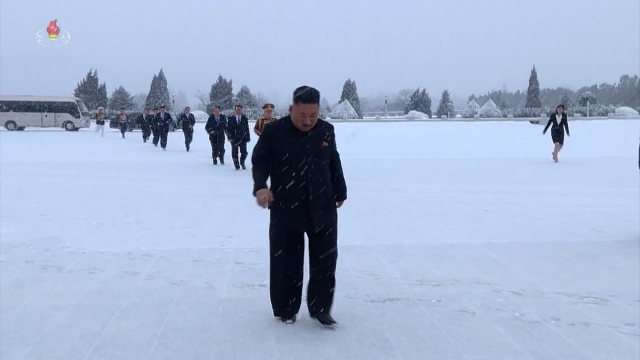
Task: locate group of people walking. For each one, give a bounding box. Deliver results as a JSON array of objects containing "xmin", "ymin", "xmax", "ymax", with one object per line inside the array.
[{"xmin": 93, "ymin": 103, "xmax": 278, "ymax": 171}]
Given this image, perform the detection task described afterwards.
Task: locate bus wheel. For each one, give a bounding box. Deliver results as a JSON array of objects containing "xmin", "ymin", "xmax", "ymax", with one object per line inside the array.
[
  {"xmin": 4, "ymin": 121, "xmax": 17, "ymax": 131},
  {"xmin": 63, "ymin": 121, "xmax": 76, "ymax": 131}
]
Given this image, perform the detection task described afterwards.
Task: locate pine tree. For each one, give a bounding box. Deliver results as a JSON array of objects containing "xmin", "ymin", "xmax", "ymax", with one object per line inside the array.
[
  {"xmin": 210, "ymin": 75, "xmax": 234, "ymax": 110},
  {"xmin": 525, "ymin": 65, "xmax": 541, "ymax": 108},
  {"xmin": 235, "ymin": 85, "xmax": 257, "ymax": 108},
  {"xmin": 73, "ymin": 69, "xmax": 107, "ymax": 110},
  {"xmin": 340, "ymin": 79, "xmax": 363, "ymax": 118},
  {"xmin": 479, "ymin": 99, "xmax": 503, "ymax": 118},
  {"xmin": 144, "ymin": 69, "xmax": 171, "ymax": 110},
  {"xmin": 108, "ymin": 86, "xmax": 135, "ymax": 110},
  {"xmin": 462, "ymin": 100, "xmax": 481, "ymax": 118},
  {"xmin": 436, "ymin": 90, "xmax": 454, "ymax": 118},
  {"xmin": 404, "ymin": 88, "xmax": 432, "ymax": 117}
]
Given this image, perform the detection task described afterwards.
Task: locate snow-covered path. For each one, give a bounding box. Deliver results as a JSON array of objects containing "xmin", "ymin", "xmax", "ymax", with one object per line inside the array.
[{"xmin": 1, "ymin": 120, "xmax": 638, "ymax": 359}]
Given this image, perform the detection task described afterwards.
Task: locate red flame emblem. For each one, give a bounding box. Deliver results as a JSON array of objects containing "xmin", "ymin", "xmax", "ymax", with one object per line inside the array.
[{"xmin": 47, "ymin": 20, "xmax": 60, "ymax": 39}]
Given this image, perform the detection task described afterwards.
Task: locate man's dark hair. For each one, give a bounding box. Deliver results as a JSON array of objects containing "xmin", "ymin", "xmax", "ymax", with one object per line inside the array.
[
  {"xmin": 185, "ymin": 106, "xmax": 190, "ymax": 110},
  {"xmin": 293, "ymin": 86, "xmax": 320, "ymax": 105},
  {"xmin": 557, "ymin": 104, "xmax": 565, "ymax": 110},
  {"xmin": 213, "ymin": 105, "xmax": 221, "ymax": 110},
  {"xmin": 153, "ymin": 108, "xmax": 158, "ymax": 111},
  {"xmin": 160, "ymin": 105, "xmax": 166, "ymax": 109},
  {"xmin": 119, "ymin": 107, "xmax": 125, "ymax": 111},
  {"xmin": 235, "ymin": 104, "xmax": 243, "ymax": 109}
]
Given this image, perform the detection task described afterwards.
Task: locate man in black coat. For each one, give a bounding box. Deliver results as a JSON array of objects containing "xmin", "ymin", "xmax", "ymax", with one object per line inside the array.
[
  {"xmin": 151, "ymin": 108, "xmax": 160, "ymax": 145},
  {"xmin": 137, "ymin": 107, "xmax": 153, "ymax": 143},
  {"xmin": 180, "ymin": 106, "xmax": 196, "ymax": 152},
  {"xmin": 227, "ymin": 105, "xmax": 251, "ymax": 170},
  {"xmin": 251, "ymin": 86, "xmax": 347, "ymax": 326},
  {"xmin": 204, "ymin": 106, "xmax": 227, "ymax": 165},
  {"xmin": 156, "ymin": 105, "xmax": 173, "ymax": 150}
]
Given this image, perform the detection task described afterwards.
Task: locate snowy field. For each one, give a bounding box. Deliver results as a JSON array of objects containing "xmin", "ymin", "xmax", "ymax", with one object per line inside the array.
[{"xmin": 1, "ymin": 120, "xmax": 639, "ymax": 360}]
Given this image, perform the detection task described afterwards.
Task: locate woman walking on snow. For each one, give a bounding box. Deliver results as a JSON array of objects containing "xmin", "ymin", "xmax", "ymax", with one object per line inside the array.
[{"xmin": 543, "ymin": 104, "xmax": 570, "ymax": 162}]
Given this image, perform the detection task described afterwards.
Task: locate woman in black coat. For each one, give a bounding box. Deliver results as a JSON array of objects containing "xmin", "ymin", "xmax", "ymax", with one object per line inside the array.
[{"xmin": 543, "ymin": 104, "xmax": 570, "ymax": 162}]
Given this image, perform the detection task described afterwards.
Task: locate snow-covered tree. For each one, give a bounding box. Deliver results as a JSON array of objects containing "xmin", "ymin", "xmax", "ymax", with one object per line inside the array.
[
  {"xmin": 436, "ymin": 90, "xmax": 455, "ymax": 118},
  {"xmin": 131, "ymin": 93, "xmax": 147, "ymax": 112},
  {"xmin": 340, "ymin": 79, "xmax": 363, "ymax": 118},
  {"xmin": 525, "ymin": 65, "xmax": 541, "ymax": 108},
  {"xmin": 195, "ymin": 89, "xmax": 210, "ymax": 112},
  {"xmin": 462, "ymin": 99, "xmax": 481, "ymax": 118},
  {"xmin": 332, "ymin": 99, "xmax": 358, "ymax": 119},
  {"xmin": 108, "ymin": 86, "xmax": 134, "ymax": 111},
  {"xmin": 74, "ymin": 69, "xmax": 108, "ymax": 110},
  {"xmin": 145, "ymin": 69, "xmax": 171, "ymax": 110},
  {"xmin": 320, "ymin": 97, "xmax": 332, "ymax": 113},
  {"xmin": 210, "ymin": 75, "xmax": 234, "ymax": 110},
  {"xmin": 479, "ymin": 99, "xmax": 503, "ymax": 118},
  {"xmin": 578, "ymin": 91, "xmax": 597, "ymax": 107},
  {"xmin": 404, "ymin": 88, "xmax": 432, "ymax": 117},
  {"xmin": 235, "ymin": 85, "xmax": 257, "ymax": 108},
  {"xmin": 560, "ymin": 92, "xmax": 574, "ymax": 108}
]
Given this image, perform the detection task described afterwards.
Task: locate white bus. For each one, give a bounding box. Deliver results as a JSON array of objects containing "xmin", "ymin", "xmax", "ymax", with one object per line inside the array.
[{"xmin": 0, "ymin": 95, "xmax": 91, "ymax": 131}]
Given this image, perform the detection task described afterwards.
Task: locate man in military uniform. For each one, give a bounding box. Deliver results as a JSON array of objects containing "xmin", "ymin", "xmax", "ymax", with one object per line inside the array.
[
  {"xmin": 254, "ymin": 103, "xmax": 277, "ymax": 137},
  {"xmin": 180, "ymin": 106, "xmax": 196, "ymax": 151},
  {"xmin": 137, "ymin": 107, "xmax": 152, "ymax": 142},
  {"xmin": 205, "ymin": 106, "xmax": 227, "ymax": 165},
  {"xmin": 118, "ymin": 108, "xmax": 129, "ymax": 139},
  {"xmin": 251, "ymin": 86, "xmax": 347, "ymax": 327}
]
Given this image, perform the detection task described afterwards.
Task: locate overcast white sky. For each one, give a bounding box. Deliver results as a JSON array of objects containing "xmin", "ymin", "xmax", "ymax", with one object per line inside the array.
[{"xmin": 1, "ymin": 0, "xmax": 638, "ymax": 108}]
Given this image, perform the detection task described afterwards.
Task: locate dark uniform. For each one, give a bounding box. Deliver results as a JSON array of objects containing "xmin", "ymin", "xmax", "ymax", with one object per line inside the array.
[
  {"xmin": 138, "ymin": 113, "xmax": 153, "ymax": 142},
  {"xmin": 251, "ymin": 115, "xmax": 347, "ymax": 321},
  {"xmin": 205, "ymin": 114, "xmax": 227, "ymax": 164},
  {"xmin": 155, "ymin": 111, "xmax": 173, "ymax": 149},
  {"xmin": 151, "ymin": 109, "xmax": 160, "ymax": 145},
  {"xmin": 227, "ymin": 114, "xmax": 251, "ymax": 169},
  {"xmin": 180, "ymin": 112, "xmax": 196, "ymax": 151},
  {"xmin": 118, "ymin": 112, "xmax": 128, "ymax": 138}
]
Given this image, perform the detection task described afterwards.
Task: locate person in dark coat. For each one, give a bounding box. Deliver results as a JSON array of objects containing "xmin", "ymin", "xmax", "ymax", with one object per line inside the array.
[
  {"xmin": 117, "ymin": 108, "xmax": 128, "ymax": 139},
  {"xmin": 227, "ymin": 105, "xmax": 251, "ymax": 170},
  {"xmin": 156, "ymin": 105, "xmax": 173, "ymax": 150},
  {"xmin": 543, "ymin": 104, "xmax": 570, "ymax": 162},
  {"xmin": 251, "ymin": 85, "xmax": 347, "ymax": 327},
  {"xmin": 180, "ymin": 107, "xmax": 196, "ymax": 151},
  {"xmin": 151, "ymin": 108, "xmax": 160, "ymax": 145},
  {"xmin": 204, "ymin": 106, "xmax": 227, "ymax": 165},
  {"xmin": 137, "ymin": 107, "xmax": 153, "ymax": 142}
]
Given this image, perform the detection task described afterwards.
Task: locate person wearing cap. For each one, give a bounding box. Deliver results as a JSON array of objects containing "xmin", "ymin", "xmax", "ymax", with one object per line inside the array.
[
  {"xmin": 227, "ymin": 104, "xmax": 251, "ymax": 170},
  {"xmin": 155, "ymin": 105, "xmax": 173, "ymax": 150},
  {"xmin": 137, "ymin": 108, "xmax": 152, "ymax": 143},
  {"xmin": 117, "ymin": 108, "xmax": 129, "ymax": 139},
  {"xmin": 94, "ymin": 106, "xmax": 106, "ymax": 137},
  {"xmin": 254, "ymin": 103, "xmax": 277, "ymax": 137},
  {"xmin": 205, "ymin": 106, "xmax": 228, "ymax": 165},
  {"xmin": 151, "ymin": 108, "xmax": 160, "ymax": 145},
  {"xmin": 251, "ymin": 86, "xmax": 347, "ymax": 327},
  {"xmin": 180, "ymin": 107, "xmax": 196, "ymax": 152}
]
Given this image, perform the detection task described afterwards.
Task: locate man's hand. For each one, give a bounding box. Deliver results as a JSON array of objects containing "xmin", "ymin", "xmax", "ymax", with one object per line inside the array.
[
  {"xmin": 256, "ymin": 188, "xmax": 274, "ymax": 208},
  {"xmin": 336, "ymin": 200, "xmax": 345, "ymax": 208}
]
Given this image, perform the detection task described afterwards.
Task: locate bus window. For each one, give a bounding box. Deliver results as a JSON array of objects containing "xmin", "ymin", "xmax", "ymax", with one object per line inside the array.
[{"xmin": 76, "ymin": 100, "xmax": 91, "ymax": 117}]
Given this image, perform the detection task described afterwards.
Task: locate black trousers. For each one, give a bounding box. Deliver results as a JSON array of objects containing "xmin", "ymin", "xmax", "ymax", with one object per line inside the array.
[
  {"xmin": 119, "ymin": 123, "xmax": 127, "ymax": 137},
  {"xmin": 268, "ymin": 211, "xmax": 338, "ymax": 318},
  {"xmin": 142, "ymin": 125, "xmax": 151, "ymax": 141},
  {"xmin": 160, "ymin": 128, "xmax": 168, "ymax": 149},
  {"xmin": 209, "ymin": 134, "xmax": 225, "ymax": 161},
  {"xmin": 231, "ymin": 141, "xmax": 248, "ymax": 167},
  {"xmin": 183, "ymin": 128, "xmax": 194, "ymax": 148},
  {"xmin": 152, "ymin": 127, "xmax": 160, "ymax": 145}
]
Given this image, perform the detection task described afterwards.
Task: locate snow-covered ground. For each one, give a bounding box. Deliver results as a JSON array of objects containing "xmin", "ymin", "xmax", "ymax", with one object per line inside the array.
[{"xmin": 1, "ymin": 120, "xmax": 639, "ymax": 360}]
